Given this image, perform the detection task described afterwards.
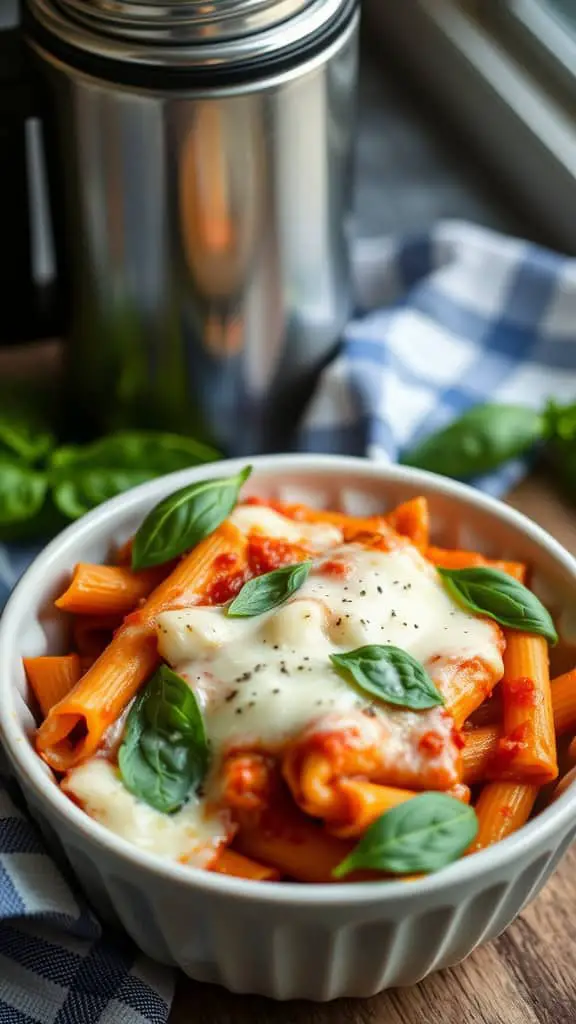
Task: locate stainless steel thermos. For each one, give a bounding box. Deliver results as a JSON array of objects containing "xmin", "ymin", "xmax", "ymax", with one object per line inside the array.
[{"xmin": 23, "ymin": 0, "xmax": 359, "ymax": 453}]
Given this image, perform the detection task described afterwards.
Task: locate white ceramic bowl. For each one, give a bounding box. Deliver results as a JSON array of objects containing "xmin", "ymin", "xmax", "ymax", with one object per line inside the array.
[{"xmin": 2, "ymin": 455, "xmax": 576, "ymax": 1001}]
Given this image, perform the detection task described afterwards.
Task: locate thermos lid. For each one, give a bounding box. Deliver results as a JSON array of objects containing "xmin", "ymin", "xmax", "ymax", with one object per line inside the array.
[{"xmin": 27, "ymin": 0, "xmax": 354, "ymax": 71}]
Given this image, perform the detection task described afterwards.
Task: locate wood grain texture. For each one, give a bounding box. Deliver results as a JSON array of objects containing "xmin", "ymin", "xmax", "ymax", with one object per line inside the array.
[{"xmin": 171, "ymin": 474, "xmax": 576, "ymax": 1022}]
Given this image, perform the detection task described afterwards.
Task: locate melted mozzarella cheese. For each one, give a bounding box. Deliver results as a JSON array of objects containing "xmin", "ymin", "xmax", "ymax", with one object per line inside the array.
[
  {"xmin": 230, "ymin": 504, "xmax": 342, "ymax": 548},
  {"xmin": 63, "ymin": 759, "xmax": 228, "ymax": 865},
  {"xmin": 157, "ymin": 542, "xmax": 503, "ymax": 759}
]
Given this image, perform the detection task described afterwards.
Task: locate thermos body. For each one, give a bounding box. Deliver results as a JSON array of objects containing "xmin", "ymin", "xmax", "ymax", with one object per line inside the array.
[{"xmin": 25, "ymin": 0, "xmax": 359, "ymax": 453}]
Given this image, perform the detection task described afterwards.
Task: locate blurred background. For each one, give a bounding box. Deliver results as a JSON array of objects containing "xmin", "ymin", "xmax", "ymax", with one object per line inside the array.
[
  {"xmin": 5, "ymin": 0, "xmax": 574, "ymax": 347},
  {"xmin": 362, "ymin": 0, "xmax": 575, "ymax": 250}
]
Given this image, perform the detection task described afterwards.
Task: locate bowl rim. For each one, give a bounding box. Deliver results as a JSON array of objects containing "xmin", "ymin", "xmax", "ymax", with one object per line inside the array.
[{"xmin": 2, "ymin": 452, "xmax": 576, "ymax": 907}]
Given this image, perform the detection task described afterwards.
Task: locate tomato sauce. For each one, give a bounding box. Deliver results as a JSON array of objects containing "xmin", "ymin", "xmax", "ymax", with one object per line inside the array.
[
  {"xmin": 506, "ymin": 676, "xmax": 537, "ymax": 707},
  {"xmin": 205, "ymin": 536, "xmax": 306, "ymax": 606},
  {"xmin": 418, "ymin": 731, "xmax": 445, "ymax": 757}
]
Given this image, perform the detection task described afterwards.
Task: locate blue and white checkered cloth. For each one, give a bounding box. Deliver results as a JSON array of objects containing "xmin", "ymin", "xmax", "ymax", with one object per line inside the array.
[{"xmin": 2, "ymin": 220, "xmax": 576, "ymax": 1021}]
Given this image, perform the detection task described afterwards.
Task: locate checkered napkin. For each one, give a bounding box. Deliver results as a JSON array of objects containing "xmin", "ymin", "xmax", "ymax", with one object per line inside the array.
[
  {"xmin": 299, "ymin": 220, "xmax": 576, "ymax": 494},
  {"xmin": 2, "ymin": 219, "xmax": 576, "ymax": 1022}
]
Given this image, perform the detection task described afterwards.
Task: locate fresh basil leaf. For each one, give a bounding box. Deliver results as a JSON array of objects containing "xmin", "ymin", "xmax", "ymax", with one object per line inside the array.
[
  {"xmin": 51, "ymin": 430, "xmax": 219, "ymax": 473},
  {"xmin": 52, "ymin": 469, "xmax": 155, "ymax": 520},
  {"xmin": 543, "ymin": 398, "xmax": 576, "ymax": 443},
  {"xmin": 330, "ymin": 645, "xmax": 444, "ymax": 711},
  {"xmin": 438, "ymin": 566, "xmax": 558, "ymax": 644},
  {"xmin": 118, "ymin": 665, "xmax": 209, "ymax": 814},
  {"xmin": 402, "ymin": 404, "xmax": 544, "ymax": 479},
  {"xmin": 132, "ymin": 465, "xmax": 251, "ymax": 570},
  {"xmin": 333, "ymin": 792, "xmax": 478, "ymax": 878},
  {"xmin": 0, "ymin": 460, "xmax": 48, "ymax": 526},
  {"xmin": 543, "ymin": 401, "xmax": 576, "ymax": 502},
  {"xmin": 227, "ymin": 561, "xmax": 313, "ymax": 617},
  {"xmin": 0, "ymin": 406, "xmax": 55, "ymax": 464},
  {"xmin": 50, "ymin": 430, "xmax": 219, "ymax": 520}
]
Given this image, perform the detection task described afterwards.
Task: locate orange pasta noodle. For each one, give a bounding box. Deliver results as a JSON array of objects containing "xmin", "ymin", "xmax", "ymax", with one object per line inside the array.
[
  {"xmin": 24, "ymin": 655, "xmax": 82, "ymax": 718},
  {"xmin": 328, "ymin": 779, "xmax": 470, "ymax": 839},
  {"xmin": 552, "ymin": 736, "xmax": 576, "ymax": 802},
  {"xmin": 219, "ymin": 750, "xmax": 278, "ymax": 816},
  {"xmin": 468, "ymin": 782, "xmax": 539, "ymax": 853},
  {"xmin": 283, "ymin": 711, "xmax": 462, "ymax": 807},
  {"xmin": 234, "ymin": 801, "xmax": 358, "ymax": 883},
  {"xmin": 467, "ymin": 689, "xmax": 503, "ymax": 728},
  {"xmin": 462, "ymin": 725, "xmax": 500, "ymax": 785},
  {"xmin": 426, "ymin": 547, "xmax": 526, "ymax": 583},
  {"xmin": 385, "ymin": 496, "xmax": 429, "ymax": 550},
  {"xmin": 463, "ymin": 668, "xmax": 576, "ymax": 784},
  {"xmin": 444, "ymin": 647, "xmax": 505, "ymax": 730},
  {"xmin": 500, "ymin": 632, "xmax": 558, "ymax": 784},
  {"xmin": 209, "ymin": 848, "xmax": 280, "ymax": 882},
  {"xmin": 548, "ymin": 667, "xmax": 576, "ymax": 735},
  {"xmin": 36, "ymin": 522, "xmax": 247, "ymax": 771},
  {"xmin": 249, "ymin": 499, "xmax": 404, "ymax": 546},
  {"xmin": 56, "ymin": 563, "xmax": 166, "ymax": 616}
]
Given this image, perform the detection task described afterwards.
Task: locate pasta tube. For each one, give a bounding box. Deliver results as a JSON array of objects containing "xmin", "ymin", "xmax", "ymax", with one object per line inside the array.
[
  {"xmin": 426, "ymin": 547, "xmax": 526, "ymax": 582},
  {"xmin": 36, "ymin": 523, "xmax": 246, "ymax": 770},
  {"xmin": 501, "ymin": 632, "xmax": 557, "ymax": 784},
  {"xmin": 56, "ymin": 563, "xmax": 166, "ymax": 616},
  {"xmin": 24, "ymin": 655, "xmax": 82, "ymax": 717},
  {"xmin": 209, "ymin": 849, "xmax": 280, "ymax": 881},
  {"xmin": 469, "ymin": 782, "xmax": 538, "ymax": 853}
]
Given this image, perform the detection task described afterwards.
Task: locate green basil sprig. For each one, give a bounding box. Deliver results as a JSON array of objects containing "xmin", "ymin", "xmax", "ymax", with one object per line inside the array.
[
  {"xmin": 132, "ymin": 465, "xmax": 251, "ymax": 569},
  {"xmin": 401, "ymin": 404, "xmax": 544, "ymax": 480},
  {"xmin": 51, "ymin": 431, "xmax": 219, "ymax": 520},
  {"xmin": 333, "ymin": 793, "xmax": 478, "ymax": 878},
  {"xmin": 438, "ymin": 566, "xmax": 558, "ymax": 644},
  {"xmin": 118, "ymin": 665, "xmax": 209, "ymax": 814},
  {"xmin": 227, "ymin": 560, "xmax": 312, "ymax": 617},
  {"xmin": 330, "ymin": 645, "xmax": 444, "ymax": 711},
  {"xmin": 0, "ymin": 461, "xmax": 48, "ymax": 527}
]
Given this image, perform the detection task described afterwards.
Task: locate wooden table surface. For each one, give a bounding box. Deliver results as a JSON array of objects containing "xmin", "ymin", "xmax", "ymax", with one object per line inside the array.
[{"xmin": 3, "ymin": 345, "xmax": 576, "ymax": 1023}]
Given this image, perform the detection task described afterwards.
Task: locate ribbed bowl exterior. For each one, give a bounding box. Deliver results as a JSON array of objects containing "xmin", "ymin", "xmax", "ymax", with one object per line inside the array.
[
  {"xmin": 3, "ymin": 456, "xmax": 576, "ymax": 1000},
  {"xmin": 16, "ymin": 778, "xmax": 576, "ymax": 999}
]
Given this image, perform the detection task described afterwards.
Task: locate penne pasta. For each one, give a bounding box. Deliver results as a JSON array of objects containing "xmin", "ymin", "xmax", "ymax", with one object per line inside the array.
[
  {"xmin": 385, "ymin": 496, "xmax": 430, "ymax": 551},
  {"xmin": 252, "ymin": 499, "xmax": 404, "ymax": 547},
  {"xmin": 548, "ymin": 667, "xmax": 576, "ymax": 736},
  {"xmin": 463, "ymin": 670, "xmax": 576, "ymax": 785},
  {"xmin": 282, "ymin": 709, "xmax": 462, "ymax": 802},
  {"xmin": 445, "ymin": 652, "xmax": 504, "ymax": 730},
  {"xmin": 469, "ymin": 782, "xmax": 539, "ymax": 853},
  {"xmin": 328, "ymin": 779, "xmax": 418, "ymax": 838},
  {"xmin": 28, "ymin": 475, "xmax": 565, "ymax": 883},
  {"xmin": 500, "ymin": 632, "xmax": 558, "ymax": 785},
  {"xmin": 426, "ymin": 547, "xmax": 526, "ymax": 583},
  {"xmin": 209, "ymin": 848, "xmax": 280, "ymax": 882},
  {"xmin": 462, "ymin": 724, "xmax": 500, "ymax": 785},
  {"xmin": 24, "ymin": 654, "xmax": 82, "ymax": 718},
  {"xmin": 56, "ymin": 563, "xmax": 166, "ymax": 616},
  {"xmin": 36, "ymin": 522, "xmax": 247, "ymax": 771},
  {"xmin": 219, "ymin": 751, "xmax": 278, "ymax": 816},
  {"xmin": 234, "ymin": 801, "xmax": 358, "ymax": 883}
]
